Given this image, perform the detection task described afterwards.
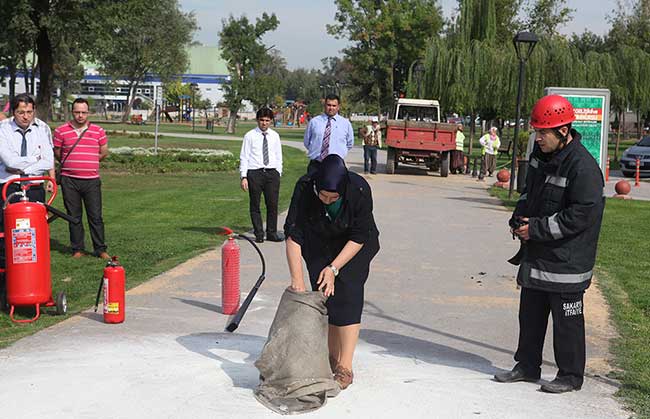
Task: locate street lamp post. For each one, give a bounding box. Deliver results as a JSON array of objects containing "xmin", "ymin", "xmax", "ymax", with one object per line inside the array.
[
  {"xmin": 509, "ymin": 31, "xmax": 539, "ymax": 199},
  {"xmin": 190, "ymin": 82, "xmax": 198, "ymax": 134}
]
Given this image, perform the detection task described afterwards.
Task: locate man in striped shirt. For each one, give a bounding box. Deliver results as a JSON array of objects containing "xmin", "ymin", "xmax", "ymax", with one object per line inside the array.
[{"xmin": 53, "ymin": 98, "xmax": 110, "ymax": 259}]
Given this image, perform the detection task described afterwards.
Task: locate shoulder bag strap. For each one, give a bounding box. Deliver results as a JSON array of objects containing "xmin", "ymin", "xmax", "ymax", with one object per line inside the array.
[{"xmin": 60, "ymin": 126, "xmax": 90, "ymax": 167}]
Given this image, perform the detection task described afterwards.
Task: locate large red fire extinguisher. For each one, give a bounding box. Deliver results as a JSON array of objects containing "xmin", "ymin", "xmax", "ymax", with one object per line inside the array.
[
  {"xmin": 2, "ymin": 176, "xmax": 70, "ymax": 323},
  {"xmin": 221, "ymin": 229, "xmax": 240, "ymax": 315},
  {"xmin": 94, "ymin": 256, "xmax": 125, "ymax": 323}
]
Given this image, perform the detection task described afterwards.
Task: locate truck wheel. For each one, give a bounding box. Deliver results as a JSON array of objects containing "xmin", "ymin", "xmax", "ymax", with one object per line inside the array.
[
  {"xmin": 440, "ymin": 151, "xmax": 449, "ymax": 177},
  {"xmin": 386, "ymin": 148, "xmax": 396, "ymax": 174}
]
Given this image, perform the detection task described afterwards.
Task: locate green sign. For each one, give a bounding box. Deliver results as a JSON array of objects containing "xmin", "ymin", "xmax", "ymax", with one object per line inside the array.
[
  {"xmin": 545, "ymin": 88, "xmax": 610, "ymax": 174},
  {"xmin": 564, "ymin": 96, "xmax": 604, "ymax": 164}
]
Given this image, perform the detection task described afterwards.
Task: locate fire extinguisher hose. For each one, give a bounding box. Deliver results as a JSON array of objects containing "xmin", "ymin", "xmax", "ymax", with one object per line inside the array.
[
  {"xmin": 94, "ymin": 276, "xmax": 104, "ymax": 312},
  {"xmin": 225, "ymin": 234, "xmax": 266, "ymax": 333}
]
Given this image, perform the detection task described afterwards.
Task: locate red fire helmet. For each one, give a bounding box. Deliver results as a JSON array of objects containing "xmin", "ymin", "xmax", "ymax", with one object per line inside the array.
[{"xmin": 530, "ymin": 94, "xmax": 576, "ymax": 129}]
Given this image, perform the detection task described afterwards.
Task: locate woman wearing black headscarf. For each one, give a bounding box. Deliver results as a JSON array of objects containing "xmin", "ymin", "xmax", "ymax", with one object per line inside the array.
[{"xmin": 284, "ymin": 154, "xmax": 380, "ymax": 390}]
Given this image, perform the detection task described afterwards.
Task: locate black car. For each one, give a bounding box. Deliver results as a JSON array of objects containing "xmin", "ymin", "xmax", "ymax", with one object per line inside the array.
[{"xmin": 620, "ymin": 136, "xmax": 650, "ymax": 178}]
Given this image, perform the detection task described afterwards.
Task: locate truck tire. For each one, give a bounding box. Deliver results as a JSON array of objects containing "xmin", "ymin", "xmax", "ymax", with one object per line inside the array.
[
  {"xmin": 386, "ymin": 147, "xmax": 396, "ymax": 174},
  {"xmin": 440, "ymin": 151, "xmax": 449, "ymax": 177}
]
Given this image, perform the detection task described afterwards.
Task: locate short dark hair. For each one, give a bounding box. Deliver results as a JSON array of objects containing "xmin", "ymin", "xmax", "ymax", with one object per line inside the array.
[
  {"xmin": 256, "ymin": 107, "xmax": 273, "ymax": 120},
  {"xmin": 324, "ymin": 93, "xmax": 340, "ymax": 103},
  {"xmin": 72, "ymin": 98, "xmax": 89, "ymax": 108},
  {"xmin": 11, "ymin": 93, "xmax": 36, "ymax": 113}
]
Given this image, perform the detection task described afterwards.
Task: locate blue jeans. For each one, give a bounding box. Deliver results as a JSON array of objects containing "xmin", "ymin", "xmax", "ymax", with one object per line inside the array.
[{"xmin": 363, "ymin": 145, "xmax": 378, "ymax": 173}]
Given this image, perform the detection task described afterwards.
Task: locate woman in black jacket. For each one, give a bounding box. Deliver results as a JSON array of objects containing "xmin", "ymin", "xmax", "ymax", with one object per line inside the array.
[{"xmin": 284, "ymin": 154, "xmax": 380, "ymax": 390}]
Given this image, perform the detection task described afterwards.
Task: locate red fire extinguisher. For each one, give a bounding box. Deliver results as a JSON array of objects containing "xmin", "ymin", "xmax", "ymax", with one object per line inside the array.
[
  {"xmin": 221, "ymin": 233, "xmax": 240, "ymax": 315},
  {"xmin": 94, "ymin": 256, "xmax": 125, "ymax": 323}
]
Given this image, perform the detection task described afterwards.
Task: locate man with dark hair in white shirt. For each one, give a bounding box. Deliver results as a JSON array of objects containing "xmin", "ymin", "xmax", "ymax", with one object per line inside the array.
[{"xmin": 240, "ymin": 108, "xmax": 284, "ymax": 243}]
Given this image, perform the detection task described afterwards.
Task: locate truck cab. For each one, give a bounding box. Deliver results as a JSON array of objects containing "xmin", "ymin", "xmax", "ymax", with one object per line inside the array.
[{"xmin": 394, "ymin": 98, "xmax": 441, "ymax": 123}]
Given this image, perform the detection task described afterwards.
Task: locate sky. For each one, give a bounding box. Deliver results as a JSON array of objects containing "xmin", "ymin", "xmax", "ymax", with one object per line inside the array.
[{"xmin": 180, "ymin": 0, "xmax": 617, "ymax": 70}]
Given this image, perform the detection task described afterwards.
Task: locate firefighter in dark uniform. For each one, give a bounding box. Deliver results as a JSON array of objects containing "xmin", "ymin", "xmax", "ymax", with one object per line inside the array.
[{"xmin": 494, "ymin": 95, "xmax": 605, "ymax": 393}]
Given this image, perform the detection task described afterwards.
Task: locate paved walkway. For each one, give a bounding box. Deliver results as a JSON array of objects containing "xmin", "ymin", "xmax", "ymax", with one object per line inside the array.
[{"xmin": 0, "ymin": 142, "xmax": 629, "ymax": 418}]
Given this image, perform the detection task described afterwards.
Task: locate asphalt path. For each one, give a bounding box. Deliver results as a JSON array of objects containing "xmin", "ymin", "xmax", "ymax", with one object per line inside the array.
[{"xmin": 0, "ymin": 138, "xmax": 629, "ymax": 418}]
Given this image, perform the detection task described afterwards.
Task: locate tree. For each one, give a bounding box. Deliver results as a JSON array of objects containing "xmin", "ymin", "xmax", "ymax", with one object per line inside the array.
[
  {"xmin": 523, "ymin": 0, "xmax": 574, "ymax": 38},
  {"xmin": 219, "ymin": 12, "xmax": 280, "ymax": 133},
  {"xmin": 92, "ymin": 0, "xmax": 196, "ymax": 122},
  {"xmin": 327, "ymin": 0, "xmax": 444, "ymax": 114},
  {"xmin": 247, "ymin": 49, "xmax": 287, "ymax": 109}
]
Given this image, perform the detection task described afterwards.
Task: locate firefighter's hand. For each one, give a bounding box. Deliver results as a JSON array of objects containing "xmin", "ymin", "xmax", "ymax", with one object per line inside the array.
[
  {"xmin": 514, "ymin": 217, "xmax": 530, "ymax": 241},
  {"xmin": 240, "ymin": 178, "xmax": 248, "ymax": 192},
  {"xmin": 317, "ymin": 267, "xmax": 335, "ymax": 297},
  {"xmin": 45, "ymin": 181, "xmax": 54, "ymax": 193}
]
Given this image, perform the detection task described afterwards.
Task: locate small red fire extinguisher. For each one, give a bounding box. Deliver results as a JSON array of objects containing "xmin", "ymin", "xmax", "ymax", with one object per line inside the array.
[
  {"xmin": 221, "ymin": 234, "xmax": 240, "ymax": 315},
  {"xmin": 94, "ymin": 256, "xmax": 125, "ymax": 323}
]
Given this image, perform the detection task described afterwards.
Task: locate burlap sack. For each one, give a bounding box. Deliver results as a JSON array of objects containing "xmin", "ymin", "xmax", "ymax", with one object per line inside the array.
[{"xmin": 254, "ymin": 287, "xmax": 339, "ymax": 415}]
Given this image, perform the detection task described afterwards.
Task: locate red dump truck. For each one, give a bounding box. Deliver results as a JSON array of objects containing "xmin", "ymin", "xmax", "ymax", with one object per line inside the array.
[{"xmin": 385, "ymin": 98, "xmax": 457, "ymax": 177}]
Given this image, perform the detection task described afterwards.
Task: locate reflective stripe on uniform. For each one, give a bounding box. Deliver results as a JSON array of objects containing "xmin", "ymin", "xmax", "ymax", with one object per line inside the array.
[
  {"xmin": 518, "ymin": 193, "xmax": 527, "ymax": 201},
  {"xmin": 545, "ymin": 175, "xmax": 568, "ymax": 188},
  {"xmin": 547, "ymin": 213, "xmax": 563, "ymax": 239},
  {"xmin": 530, "ymin": 268, "xmax": 592, "ymax": 284},
  {"xmin": 530, "ymin": 158, "xmax": 539, "ymax": 168}
]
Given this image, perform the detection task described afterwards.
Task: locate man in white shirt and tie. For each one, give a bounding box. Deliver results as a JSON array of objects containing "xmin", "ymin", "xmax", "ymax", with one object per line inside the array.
[{"xmin": 239, "ymin": 108, "xmax": 284, "ymax": 243}]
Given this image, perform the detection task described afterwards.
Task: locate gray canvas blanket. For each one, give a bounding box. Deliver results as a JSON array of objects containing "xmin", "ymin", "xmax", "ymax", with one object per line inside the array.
[{"xmin": 254, "ymin": 287, "xmax": 340, "ymax": 415}]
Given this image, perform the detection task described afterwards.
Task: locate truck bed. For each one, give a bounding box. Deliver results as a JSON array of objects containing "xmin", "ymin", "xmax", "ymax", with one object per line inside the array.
[{"xmin": 385, "ymin": 120, "xmax": 457, "ymax": 152}]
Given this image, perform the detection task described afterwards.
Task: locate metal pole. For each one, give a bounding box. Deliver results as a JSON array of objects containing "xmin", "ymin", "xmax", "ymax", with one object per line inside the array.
[
  {"xmin": 508, "ymin": 59, "xmax": 525, "ymax": 198},
  {"xmin": 192, "ymin": 91, "xmax": 196, "ymax": 134},
  {"xmin": 154, "ymin": 104, "xmax": 160, "ymax": 155}
]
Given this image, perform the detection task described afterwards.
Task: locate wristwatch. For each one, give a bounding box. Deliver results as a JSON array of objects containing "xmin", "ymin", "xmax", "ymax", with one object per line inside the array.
[{"xmin": 327, "ymin": 264, "xmax": 339, "ymax": 276}]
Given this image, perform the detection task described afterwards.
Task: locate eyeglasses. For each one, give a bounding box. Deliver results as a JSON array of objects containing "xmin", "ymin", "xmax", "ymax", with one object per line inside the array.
[{"xmin": 15, "ymin": 110, "xmax": 34, "ymax": 116}]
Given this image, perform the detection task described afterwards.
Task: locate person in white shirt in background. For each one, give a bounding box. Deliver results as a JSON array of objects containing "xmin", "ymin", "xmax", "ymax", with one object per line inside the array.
[
  {"xmin": 478, "ymin": 126, "xmax": 501, "ymax": 180},
  {"xmin": 239, "ymin": 107, "xmax": 284, "ymax": 243}
]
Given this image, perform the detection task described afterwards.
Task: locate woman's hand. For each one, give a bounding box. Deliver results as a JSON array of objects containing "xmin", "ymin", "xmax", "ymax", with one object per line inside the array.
[
  {"xmin": 291, "ymin": 279, "xmax": 306, "ymax": 292},
  {"xmin": 317, "ymin": 267, "xmax": 335, "ymax": 297}
]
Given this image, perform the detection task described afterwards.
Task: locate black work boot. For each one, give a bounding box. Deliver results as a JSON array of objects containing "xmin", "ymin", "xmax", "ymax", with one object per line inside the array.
[
  {"xmin": 494, "ymin": 365, "xmax": 540, "ymax": 383},
  {"xmin": 540, "ymin": 377, "xmax": 582, "ymax": 393}
]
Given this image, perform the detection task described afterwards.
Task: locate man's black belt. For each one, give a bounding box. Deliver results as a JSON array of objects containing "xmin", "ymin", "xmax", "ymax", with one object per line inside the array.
[{"xmin": 249, "ymin": 168, "xmax": 277, "ymax": 173}]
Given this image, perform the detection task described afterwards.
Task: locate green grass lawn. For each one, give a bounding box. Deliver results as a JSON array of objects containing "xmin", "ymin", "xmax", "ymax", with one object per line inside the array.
[
  {"xmin": 74, "ymin": 120, "xmax": 308, "ymax": 142},
  {"xmin": 0, "ymin": 135, "xmax": 308, "ymax": 347},
  {"xmin": 490, "ymin": 186, "xmax": 650, "ymax": 417}
]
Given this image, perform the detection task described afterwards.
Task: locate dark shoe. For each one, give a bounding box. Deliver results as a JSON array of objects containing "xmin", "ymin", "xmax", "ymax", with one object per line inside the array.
[
  {"xmin": 540, "ymin": 377, "xmax": 582, "ymax": 393},
  {"xmin": 494, "ymin": 366, "xmax": 539, "ymax": 383},
  {"xmin": 364, "ymin": 171, "xmax": 369, "ymax": 174},
  {"xmin": 266, "ymin": 232, "xmax": 285, "ymax": 242},
  {"xmin": 255, "ymin": 236, "xmax": 264, "ymax": 243},
  {"xmin": 370, "ymin": 171, "xmax": 376, "ymax": 174}
]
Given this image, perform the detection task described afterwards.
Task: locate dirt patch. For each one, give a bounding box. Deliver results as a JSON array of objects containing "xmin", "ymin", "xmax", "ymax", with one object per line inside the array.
[{"xmin": 585, "ymin": 276, "xmax": 620, "ymax": 377}]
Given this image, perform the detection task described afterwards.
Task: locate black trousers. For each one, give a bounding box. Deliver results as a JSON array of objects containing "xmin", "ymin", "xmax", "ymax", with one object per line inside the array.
[
  {"xmin": 514, "ymin": 287, "xmax": 586, "ymax": 386},
  {"xmin": 247, "ymin": 168, "xmax": 280, "ymax": 239},
  {"xmin": 60, "ymin": 176, "xmax": 107, "ymax": 254},
  {"xmin": 363, "ymin": 145, "xmax": 378, "ymax": 173}
]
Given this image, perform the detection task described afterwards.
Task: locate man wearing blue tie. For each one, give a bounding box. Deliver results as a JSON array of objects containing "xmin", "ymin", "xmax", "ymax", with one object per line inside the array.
[
  {"xmin": 239, "ymin": 108, "xmax": 284, "ymax": 243},
  {"xmin": 303, "ymin": 94, "xmax": 354, "ymax": 175}
]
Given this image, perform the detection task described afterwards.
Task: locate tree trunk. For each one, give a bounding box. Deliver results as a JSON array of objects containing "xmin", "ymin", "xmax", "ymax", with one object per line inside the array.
[
  {"xmin": 121, "ymin": 82, "xmax": 137, "ymax": 123},
  {"xmin": 61, "ymin": 85, "xmax": 70, "ymax": 122},
  {"xmin": 226, "ymin": 109, "xmax": 237, "ymax": 134},
  {"xmin": 9, "ymin": 63, "xmax": 17, "ymax": 102},
  {"xmin": 637, "ymin": 110, "xmax": 641, "ymax": 139},
  {"xmin": 22, "ymin": 54, "xmax": 30, "ymax": 93},
  {"xmin": 622, "ymin": 111, "xmax": 627, "ymax": 143},
  {"xmin": 30, "ymin": 51, "xmax": 37, "ymax": 95},
  {"xmin": 615, "ymin": 110, "xmax": 622, "ymax": 161},
  {"xmin": 35, "ymin": 27, "xmax": 54, "ymax": 122}
]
